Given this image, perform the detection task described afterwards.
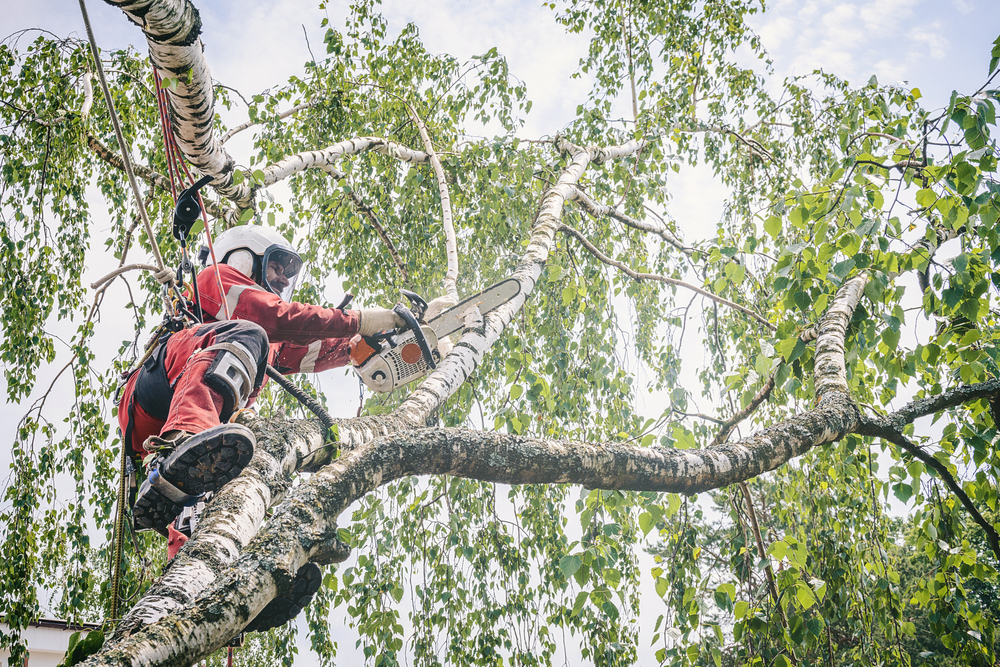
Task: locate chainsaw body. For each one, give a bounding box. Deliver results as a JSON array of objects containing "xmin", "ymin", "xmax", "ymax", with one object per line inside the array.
[
  {"xmin": 350, "ymin": 324, "xmax": 439, "ymax": 393},
  {"xmin": 350, "ymin": 279, "xmax": 521, "ymax": 393}
]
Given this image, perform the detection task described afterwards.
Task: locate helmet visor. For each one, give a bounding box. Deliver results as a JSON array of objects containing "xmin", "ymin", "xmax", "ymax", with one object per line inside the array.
[{"xmin": 262, "ymin": 246, "xmax": 303, "ymax": 302}]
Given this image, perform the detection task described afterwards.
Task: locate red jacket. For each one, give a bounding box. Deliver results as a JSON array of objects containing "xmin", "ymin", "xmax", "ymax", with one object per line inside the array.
[
  {"xmin": 118, "ymin": 264, "xmax": 360, "ymax": 455},
  {"xmin": 195, "ymin": 263, "xmax": 360, "ymax": 374}
]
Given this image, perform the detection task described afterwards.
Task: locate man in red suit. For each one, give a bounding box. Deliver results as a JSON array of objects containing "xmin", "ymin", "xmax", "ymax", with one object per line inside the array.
[{"xmin": 116, "ymin": 224, "xmax": 406, "ymax": 632}]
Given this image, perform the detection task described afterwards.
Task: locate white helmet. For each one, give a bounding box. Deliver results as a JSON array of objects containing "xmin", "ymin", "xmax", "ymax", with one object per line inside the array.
[{"xmin": 206, "ymin": 225, "xmax": 303, "ymax": 301}]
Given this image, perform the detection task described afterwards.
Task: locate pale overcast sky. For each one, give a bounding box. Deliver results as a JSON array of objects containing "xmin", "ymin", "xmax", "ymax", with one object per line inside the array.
[{"xmin": 2, "ymin": 0, "xmax": 998, "ymax": 663}]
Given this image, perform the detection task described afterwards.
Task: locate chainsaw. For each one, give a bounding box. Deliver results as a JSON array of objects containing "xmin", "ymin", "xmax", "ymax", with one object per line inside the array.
[{"xmin": 350, "ymin": 278, "xmax": 521, "ymax": 393}]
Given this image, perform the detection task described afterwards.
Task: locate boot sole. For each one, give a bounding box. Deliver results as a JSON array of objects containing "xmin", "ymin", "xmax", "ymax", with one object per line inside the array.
[
  {"xmin": 133, "ymin": 424, "xmax": 255, "ymax": 532},
  {"xmin": 245, "ymin": 563, "xmax": 322, "ymax": 634}
]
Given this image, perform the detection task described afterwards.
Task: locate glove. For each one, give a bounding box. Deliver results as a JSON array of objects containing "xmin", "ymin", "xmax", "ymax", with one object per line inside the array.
[
  {"xmin": 357, "ymin": 307, "xmax": 405, "ymax": 336},
  {"xmin": 424, "ymin": 294, "xmax": 459, "ymax": 321}
]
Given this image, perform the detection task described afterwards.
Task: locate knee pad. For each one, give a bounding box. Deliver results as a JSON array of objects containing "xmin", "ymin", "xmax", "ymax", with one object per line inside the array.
[{"xmin": 204, "ymin": 341, "xmax": 258, "ymax": 420}]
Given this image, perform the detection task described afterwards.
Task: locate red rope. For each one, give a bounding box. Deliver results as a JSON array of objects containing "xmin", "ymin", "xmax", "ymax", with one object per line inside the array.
[{"xmin": 153, "ymin": 68, "xmax": 231, "ymax": 319}]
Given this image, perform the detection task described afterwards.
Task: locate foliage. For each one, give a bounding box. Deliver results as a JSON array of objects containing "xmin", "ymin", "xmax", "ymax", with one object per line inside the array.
[
  {"xmin": 57, "ymin": 630, "xmax": 104, "ymax": 667},
  {"xmin": 1, "ymin": 1, "xmax": 999, "ymax": 665}
]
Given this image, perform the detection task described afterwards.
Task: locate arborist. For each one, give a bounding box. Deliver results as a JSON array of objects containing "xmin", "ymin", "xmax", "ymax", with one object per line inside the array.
[{"xmin": 116, "ymin": 223, "xmax": 427, "ymax": 633}]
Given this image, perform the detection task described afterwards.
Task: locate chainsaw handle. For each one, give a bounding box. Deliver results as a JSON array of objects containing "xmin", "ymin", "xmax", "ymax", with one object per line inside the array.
[
  {"xmin": 393, "ymin": 304, "xmax": 436, "ymax": 370},
  {"xmin": 399, "ymin": 290, "xmax": 428, "ymax": 321}
]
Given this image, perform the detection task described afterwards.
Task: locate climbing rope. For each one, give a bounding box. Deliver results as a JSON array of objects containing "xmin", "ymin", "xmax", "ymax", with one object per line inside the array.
[
  {"xmin": 78, "ymin": 0, "xmax": 170, "ymax": 298},
  {"xmin": 77, "ymin": 0, "xmax": 172, "ymax": 625},
  {"xmin": 152, "ymin": 67, "xmax": 231, "ymax": 320}
]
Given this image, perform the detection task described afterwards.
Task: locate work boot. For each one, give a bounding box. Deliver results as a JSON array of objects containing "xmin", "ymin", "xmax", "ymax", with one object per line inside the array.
[
  {"xmin": 133, "ymin": 423, "xmax": 255, "ymax": 534},
  {"xmin": 244, "ymin": 563, "xmax": 323, "ymax": 634}
]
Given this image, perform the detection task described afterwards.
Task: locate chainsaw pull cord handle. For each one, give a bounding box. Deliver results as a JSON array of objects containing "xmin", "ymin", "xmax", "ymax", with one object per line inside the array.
[{"xmin": 393, "ymin": 303, "xmax": 436, "ymax": 370}]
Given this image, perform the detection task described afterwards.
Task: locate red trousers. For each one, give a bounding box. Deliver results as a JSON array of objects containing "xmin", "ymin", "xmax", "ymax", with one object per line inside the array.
[
  {"xmin": 118, "ymin": 320, "xmax": 269, "ymax": 455},
  {"xmin": 118, "ymin": 320, "xmax": 269, "ymax": 559}
]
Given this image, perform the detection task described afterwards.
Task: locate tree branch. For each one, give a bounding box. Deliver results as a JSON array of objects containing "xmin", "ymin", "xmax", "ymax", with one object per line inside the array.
[
  {"xmin": 86, "ymin": 134, "xmax": 236, "ymax": 224},
  {"xmin": 857, "ymin": 418, "xmax": 1000, "ymax": 561},
  {"xmin": 558, "ymin": 222, "xmax": 774, "ymax": 331},
  {"xmin": 875, "ymin": 380, "xmax": 1000, "ymax": 428},
  {"xmin": 813, "ymin": 275, "xmax": 867, "ymax": 399},
  {"xmin": 221, "ymin": 99, "xmax": 322, "ymax": 144},
  {"xmin": 405, "ymin": 103, "xmax": 460, "ymax": 301},
  {"xmin": 103, "ymin": 0, "xmax": 255, "ymax": 206},
  {"xmin": 262, "ymin": 136, "xmax": 429, "ymax": 186},
  {"xmin": 320, "ymin": 165, "xmax": 409, "ymax": 285},
  {"xmin": 570, "ymin": 186, "xmax": 689, "ymax": 253},
  {"xmin": 711, "ymin": 374, "xmax": 777, "ymax": 446}
]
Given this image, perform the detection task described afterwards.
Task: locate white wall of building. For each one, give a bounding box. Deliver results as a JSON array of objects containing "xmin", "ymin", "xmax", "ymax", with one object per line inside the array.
[{"xmin": 0, "ymin": 621, "xmax": 99, "ymax": 667}]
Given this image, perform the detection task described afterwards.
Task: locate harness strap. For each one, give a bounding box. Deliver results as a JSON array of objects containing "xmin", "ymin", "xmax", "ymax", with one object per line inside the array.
[{"xmin": 135, "ymin": 342, "xmax": 174, "ymax": 422}]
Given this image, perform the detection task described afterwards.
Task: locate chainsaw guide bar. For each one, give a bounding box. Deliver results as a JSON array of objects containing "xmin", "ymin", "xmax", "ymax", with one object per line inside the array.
[{"xmin": 427, "ymin": 278, "xmax": 522, "ymax": 338}]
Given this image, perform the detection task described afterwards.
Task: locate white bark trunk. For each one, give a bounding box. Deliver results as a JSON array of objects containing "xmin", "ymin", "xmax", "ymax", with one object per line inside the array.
[
  {"xmin": 104, "ymin": 0, "xmax": 254, "ymax": 206},
  {"xmin": 814, "ymin": 275, "xmax": 867, "ymax": 400}
]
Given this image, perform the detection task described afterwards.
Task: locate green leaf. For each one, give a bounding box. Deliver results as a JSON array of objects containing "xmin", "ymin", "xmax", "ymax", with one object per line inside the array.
[
  {"xmin": 571, "ymin": 591, "xmax": 588, "ymax": 616},
  {"xmin": 764, "ymin": 215, "xmax": 782, "ymax": 239},
  {"xmin": 58, "ymin": 631, "xmax": 104, "ymax": 667},
  {"xmin": 655, "ymin": 576, "xmax": 668, "ymax": 598},
  {"xmin": 639, "ymin": 511, "xmax": 654, "ymax": 536},
  {"xmin": 915, "ymin": 188, "xmax": 936, "ymax": 208},
  {"xmin": 559, "ymin": 554, "xmax": 583, "ymax": 578},
  {"xmin": 796, "ymin": 584, "xmax": 816, "ymax": 610},
  {"xmin": 832, "ymin": 257, "xmax": 856, "ymax": 280}
]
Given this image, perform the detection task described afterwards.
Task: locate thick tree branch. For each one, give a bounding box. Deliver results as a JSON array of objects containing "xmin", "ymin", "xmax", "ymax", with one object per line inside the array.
[
  {"xmin": 813, "ymin": 275, "xmax": 867, "ymax": 399},
  {"xmin": 90, "ymin": 387, "xmax": 864, "ymax": 666},
  {"xmin": 103, "ymin": 0, "xmax": 254, "ymax": 206},
  {"xmin": 558, "ymin": 222, "xmax": 775, "ymax": 331},
  {"xmin": 262, "ymin": 136, "xmax": 429, "ymax": 186},
  {"xmin": 875, "ymin": 380, "xmax": 1000, "ymax": 428}
]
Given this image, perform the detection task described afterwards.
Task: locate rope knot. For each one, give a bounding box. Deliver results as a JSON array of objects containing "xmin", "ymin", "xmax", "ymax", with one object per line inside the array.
[{"xmin": 154, "ymin": 267, "xmax": 177, "ymax": 286}]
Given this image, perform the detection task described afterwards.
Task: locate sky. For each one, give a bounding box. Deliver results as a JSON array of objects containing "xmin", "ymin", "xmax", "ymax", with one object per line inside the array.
[{"xmin": 2, "ymin": 0, "xmax": 999, "ymax": 663}]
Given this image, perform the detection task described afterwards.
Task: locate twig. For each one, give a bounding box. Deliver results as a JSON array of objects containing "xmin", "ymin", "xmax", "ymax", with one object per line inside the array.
[
  {"xmin": 221, "ymin": 99, "xmax": 322, "ymax": 144},
  {"xmin": 320, "ymin": 165, "xmax": 409, "ymax": 284},
  {"xmin": 739, "ymin": 481, "xmax": 798, "ymax": 664},
  {"xmin": 90, "ymin": 263, "xmax": 162, "ymax": 290},
  {"xmin": 558, "ymin": 223, "xmax": 774, "ymax": 330},
  {"xmin": 571, "ymin": 186, "xmax": 688, "ymax": 253},
  {"xmin": 86, "ymin": 134, "xmax": 236, "ymax": 224},
  {"xmin": 858, "ymin": 420, "xmax": 1000, "ymax": 561},
  {"xmin": 711, "ymin": 374, "xmax": 777, "ymax": 446}
]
